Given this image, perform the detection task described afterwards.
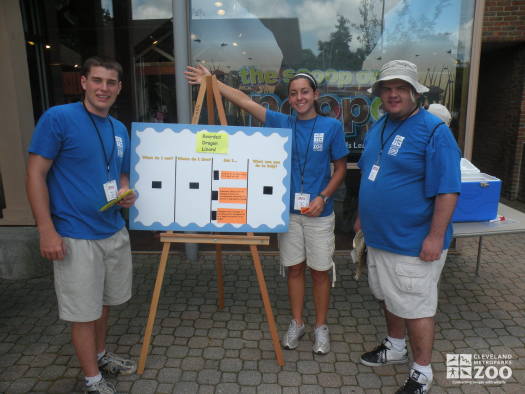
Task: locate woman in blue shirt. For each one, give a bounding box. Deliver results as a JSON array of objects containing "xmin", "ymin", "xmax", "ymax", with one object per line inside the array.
[{"xmin": 185, "ymin": 65, "xmax": 348, "ymax": 354}]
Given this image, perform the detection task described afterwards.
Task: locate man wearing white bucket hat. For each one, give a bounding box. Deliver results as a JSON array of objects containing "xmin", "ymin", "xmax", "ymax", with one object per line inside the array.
[{"xmin": 355, "ymin": 60, "xmax": 461, "ymax": 393}]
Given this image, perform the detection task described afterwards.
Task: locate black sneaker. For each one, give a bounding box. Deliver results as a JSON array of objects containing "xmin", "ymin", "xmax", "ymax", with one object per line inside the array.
[
  {"xmin": 396, "ymin": 369, "xmax": 432, "ymax": 394},
  {"xmin": 98, "ymin": 351, "xmax": 137, "ymax": 376},
  {"xmin": 360, "ymin": 337, "xmax": 408, "ymax": 367}
]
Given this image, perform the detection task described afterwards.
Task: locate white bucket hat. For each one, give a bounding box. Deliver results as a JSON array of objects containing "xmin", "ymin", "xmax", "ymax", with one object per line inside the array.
[
  {"xmin": 368, "ymin": 60, "xmax": 429, "ymax": 96},
  {"xmin": 427, "ymin": 103, "xmax": 452, "ymax": 126}
]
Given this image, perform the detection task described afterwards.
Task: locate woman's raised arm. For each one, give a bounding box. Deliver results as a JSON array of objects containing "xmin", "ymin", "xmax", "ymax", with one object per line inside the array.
[{"xmin": 184, "ymin": 64, "xmax": 267, "ymax": 123}]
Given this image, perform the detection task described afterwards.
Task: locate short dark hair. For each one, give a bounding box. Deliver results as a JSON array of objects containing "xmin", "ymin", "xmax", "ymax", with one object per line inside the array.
[
  {"xmin": 377, "ymin": 80, "xmax": 417, "ymax": 95},
  {"xmin": 81, "ymin": 56, "xmax": 123, "ymax": 81}
]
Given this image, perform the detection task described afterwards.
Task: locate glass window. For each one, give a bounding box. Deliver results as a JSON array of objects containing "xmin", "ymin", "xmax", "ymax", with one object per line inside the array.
[
  {"xmin": 190, "ymin": 0, "xmax": 476, "ymax": 242},
  {"xmin": 190, "ymin": 0, "xmax": 475, "ymax": 158},
  {"xmin": 20, "ymin": 0, "xmax": 177, "ymax": 127},
  {"xmin": 131, "ymin": 0, "xmax": 172, "ymax": 20},
  {"xmin": 20, "ymin": 0, "xmax": 177, "ymax": 251}
]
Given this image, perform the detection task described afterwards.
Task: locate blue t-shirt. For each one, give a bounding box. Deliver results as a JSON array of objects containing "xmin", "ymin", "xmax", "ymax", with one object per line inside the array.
[
  {"xmin": 28, "ymin": 102, "xmax": 130, "ymax": 240},
  {"xmin": 358, "ymin": 109, "xmax": 461, "ymax": 256},
  {"xmin": 265, "ymin": 110, "xmax": 349, "ymax": 216}
]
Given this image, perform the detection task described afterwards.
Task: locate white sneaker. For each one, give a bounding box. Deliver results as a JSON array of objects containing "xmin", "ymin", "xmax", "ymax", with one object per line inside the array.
[
  {"xmin": 395, "ymin": 368, "xmax": 432, "ymax": 394},
  {"xmin": 281, "ymin": 319, "xmax": 305, "ymax": 350},
  {"xmin": 360, "ymin": 337, "xmax": 408, "ymax": 366},
  {"xmin": 98, "ymin": 351, "xmax": 137, "ymax": 376},
  {"xmin": 312, "ymin": 325, "xmax": 330, "ymax": 355},
  {"xmin": 85, "ymin": 377, "xmax": 116, "ymax": 394}
]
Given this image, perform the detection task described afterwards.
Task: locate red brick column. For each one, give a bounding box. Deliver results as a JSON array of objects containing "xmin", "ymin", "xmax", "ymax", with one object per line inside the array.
[{"xmin": 476, "ymin": 0, "xmax": 525, "ymax": 200}]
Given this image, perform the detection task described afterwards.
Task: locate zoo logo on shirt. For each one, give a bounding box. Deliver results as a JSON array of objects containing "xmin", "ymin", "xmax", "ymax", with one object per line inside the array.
[
  {"xmin": 313, "ymin": 133, "xmax": 324, "ymax": 152},
  {"xmin": 115, "ymin": 136, "xmax": 124, "ymax": 158},
  {"xmin": 387, "ymin": 135, "xmax": 405, "ymax": 156}
]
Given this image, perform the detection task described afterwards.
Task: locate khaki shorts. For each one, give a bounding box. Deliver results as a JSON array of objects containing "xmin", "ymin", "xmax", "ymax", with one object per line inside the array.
[
  {"xmin": 278, "ymin": 212, "xmax": 335, "ymax": 271},
  {"xmin": 367, "ymin": 246, "xmax": 447, "ymax": 319},
  {"xmin": 53, "ymin": 227, "xmax": 132, "ymax": 322}
]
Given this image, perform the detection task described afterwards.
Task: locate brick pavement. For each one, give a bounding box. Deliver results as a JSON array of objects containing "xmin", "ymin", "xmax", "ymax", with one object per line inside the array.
[{"xmin": 1, "ymin": 234, "xmax": 524, "ymax": 393}]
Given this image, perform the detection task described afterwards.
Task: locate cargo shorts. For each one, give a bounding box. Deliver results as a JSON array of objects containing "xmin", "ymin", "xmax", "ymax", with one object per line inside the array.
[
  {"xmin": 367, "ymin": 246, "xmax": 447, "ymax": 319},
  {"xmin": 53, "ymin": 227, "xmax": 132, "ymax": 322}
]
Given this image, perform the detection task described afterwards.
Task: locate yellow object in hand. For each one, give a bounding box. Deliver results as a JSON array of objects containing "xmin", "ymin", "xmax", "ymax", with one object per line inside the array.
[{"xmin": 99, "ymin": 189, "xmax": 134, "ymax": 212}]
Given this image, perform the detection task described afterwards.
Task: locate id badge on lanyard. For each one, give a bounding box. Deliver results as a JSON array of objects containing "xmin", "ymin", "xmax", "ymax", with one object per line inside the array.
[
  {"xmin": 368, "ymin": 164, "xmax": 380, "ymax": 181},
  {"xmin": 369, "ymin": 107, "xmax": 416, "ymax": 183},
  {"xmin": 103, "ymin": 179, "xmax": 118, "ymax": 202},
  {"xmin": 294, "ymin": 192, "xmax": 310, "ymax": 210},
  {"xmin": 83, "ymin": 103, "xmax": 118, "ymax": 203}
]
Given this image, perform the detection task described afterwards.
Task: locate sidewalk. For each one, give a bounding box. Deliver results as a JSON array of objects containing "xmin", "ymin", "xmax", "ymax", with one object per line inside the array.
[{"xmin": 1, "ymin": 234, "xmax": 524, "ymax": 393}]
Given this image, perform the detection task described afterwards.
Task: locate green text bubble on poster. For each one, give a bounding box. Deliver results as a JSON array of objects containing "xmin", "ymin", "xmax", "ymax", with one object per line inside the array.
[{"xmin": 196, "ymin": 131, "xmax": 229, "ymax": 154}]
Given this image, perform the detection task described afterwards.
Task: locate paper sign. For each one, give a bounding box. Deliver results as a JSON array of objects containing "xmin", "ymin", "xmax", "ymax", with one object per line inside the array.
[
  {"xmin": 130, "ymin": 122, "xmax": 292, "ymax": 233},
  {"xmin": 219, "ymin": 188, "xmax": 247, "ymax": 204},
  {"xmin": 196, "ymin": 131, "xmax": 229, "ymax": 154},
  {"xmin": 217, "ymin": 208, "xmax": 246, "ymax": 224},
  {"xmin": 221, "ymin": 171, "xmax": 247, "ymax": 180}
]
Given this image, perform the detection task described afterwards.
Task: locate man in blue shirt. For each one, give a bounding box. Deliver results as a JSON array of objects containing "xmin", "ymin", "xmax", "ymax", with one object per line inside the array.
[
  {"xmin": 355, "ymin": 60, "xmax": 461, "ymax": 394},
  {"xmin": 26, "ymin": 56, "xmax": 137, "ymax": 394}
]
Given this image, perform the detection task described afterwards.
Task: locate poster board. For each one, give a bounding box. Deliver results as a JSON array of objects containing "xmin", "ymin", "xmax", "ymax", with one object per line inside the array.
[{"xmin": 129, "ymin": 123, "xmax": 292, "ymax": 233}]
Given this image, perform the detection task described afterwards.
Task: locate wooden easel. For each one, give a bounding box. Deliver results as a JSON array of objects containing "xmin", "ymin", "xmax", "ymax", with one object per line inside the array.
[{"xmin": 137, "ymin": 75, "xmax": 284, "ymax": 373}]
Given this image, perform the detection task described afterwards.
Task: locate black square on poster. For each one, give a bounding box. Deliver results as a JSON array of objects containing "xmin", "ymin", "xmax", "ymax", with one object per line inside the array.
[
  {"xmin": 263, "ymin": 186, "xmax": 273, "ymax": 195},
  {"xmin": 152, "ymin": 181, "xmax": 162, "ymax": 189},
  {"xmin": 189, "ymin": 182, "xmax": 199, "ymax": 189}
]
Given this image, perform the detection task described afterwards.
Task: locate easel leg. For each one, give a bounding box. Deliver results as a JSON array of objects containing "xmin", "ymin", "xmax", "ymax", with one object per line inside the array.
[
  {"xmin": 215, "ymin": 244, "xmax": 225, "ymax": 309},
  {"xmin": 138, "ymin": 241, "xmax": 172, "ymax": 374},
  {"xmin": 249, "ymin": 245, "xmax": 284, "ymax": 366}
]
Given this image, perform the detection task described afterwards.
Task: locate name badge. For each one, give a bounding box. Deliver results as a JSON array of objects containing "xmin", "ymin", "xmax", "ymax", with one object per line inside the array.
[
  {"xmin": 103, "ymin": 179, "xmax": 118, "ymax": 202},
  {"xmin": 294, "ymin": 193, "xmax": 310, "ymax": 210},
  {"xmin": 368, "ymin": 164, "xmax": 380, "ymax": 181}
]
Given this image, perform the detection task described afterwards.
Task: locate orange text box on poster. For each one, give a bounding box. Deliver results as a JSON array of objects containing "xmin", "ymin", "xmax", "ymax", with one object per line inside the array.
[
  {"xmin": 217, "ymin": 208, "xmax": 246, "ymax": 224},
  {"xmin": 219, "ymin": 188, "xmax": 247, "ymax": 204},
  {"xmin": 221, "ymin": 171, "xmax": 247, "ymax": 180}
]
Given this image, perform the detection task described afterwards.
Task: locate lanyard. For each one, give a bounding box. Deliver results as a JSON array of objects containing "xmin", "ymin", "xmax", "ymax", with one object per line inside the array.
[
  {"xmin": 293, "ymin": 115, "xmax": 318, "ymax": 192},
  {"xmin": 82, "ymin": 102, "xmax": 115, "ymax": 178},
  {"xmin": 378, "ymin": 106, "xmax": 418, "ymax": 160}
]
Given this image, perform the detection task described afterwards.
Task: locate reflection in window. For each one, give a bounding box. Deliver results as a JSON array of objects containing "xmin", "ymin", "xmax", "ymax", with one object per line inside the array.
[
  {"xmin": 190, "ymin": 0, "xmax": 476, "ymax": 239},
  {"xmin": 101, "ymin": 0, "xmax": 114, "ymax": 17},
  {"xmin": 21, "ymin": 0, "xmax": 177, "ymax": 127},
  {"xmin": 190, "ymin": 0, "xmax": 475, "ymax": 158},
  {"xmin": 129, "ymin": 1, "xmax": 177, "ymax": 124},
  {"xmin": 132, "ymin": 0, "xmax": 172, "ymax": 20},
  {"xmin": 134, "ymin": 21, "xmax": 177, "ymax": 123},
  {"xmin": 364, "ymin": 0, "xmax": 474, "ymax": 121}
]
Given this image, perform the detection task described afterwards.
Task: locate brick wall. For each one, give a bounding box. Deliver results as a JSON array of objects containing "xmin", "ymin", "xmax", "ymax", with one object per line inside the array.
[
  {"xmin": 518, "ymin": 61, "xmax": 525, "ymax": 200},
  {"xmin": 475, "ymin": 1, "xmax": 525, "ymax": 201},
  {"xmin": 483, "ymin": 0, "xmax": 525, "ymax": 41},
  {"xmin": 472, "ymin": 45, "xmax": 524, "ymax": 199}
]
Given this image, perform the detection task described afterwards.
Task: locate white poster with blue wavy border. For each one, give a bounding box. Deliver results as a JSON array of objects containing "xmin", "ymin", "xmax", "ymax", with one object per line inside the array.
[{"xmin": 129, "ymin": 123, "xmax": 292, "ymax": 233}]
